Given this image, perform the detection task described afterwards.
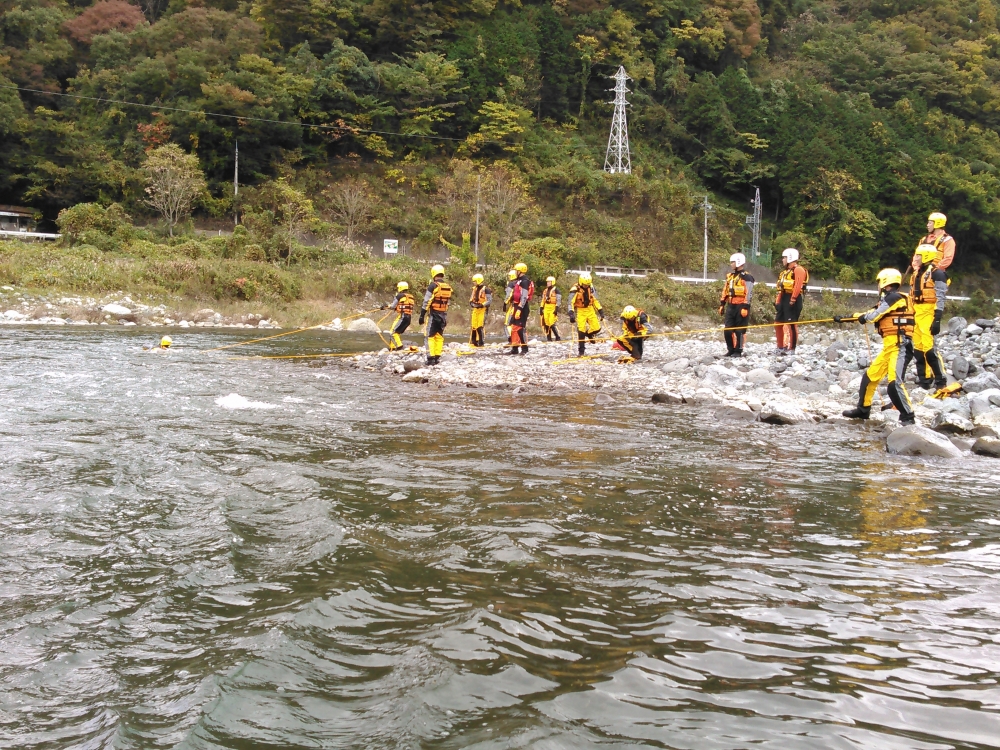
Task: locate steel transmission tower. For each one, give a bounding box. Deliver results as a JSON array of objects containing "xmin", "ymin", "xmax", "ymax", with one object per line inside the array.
[
  {"xmin": 604, "ymin": 66, "xmax": 631, "ymax": 174},
  {"xmin": 745, "ymin": 187, "xmax": 762, "ymax": 263}
]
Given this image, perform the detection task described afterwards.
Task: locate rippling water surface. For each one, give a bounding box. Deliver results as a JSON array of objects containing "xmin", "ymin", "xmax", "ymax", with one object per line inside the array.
[{"xmin": 3, "ymin": 328, "xmax": 1000, "ymax": 749}]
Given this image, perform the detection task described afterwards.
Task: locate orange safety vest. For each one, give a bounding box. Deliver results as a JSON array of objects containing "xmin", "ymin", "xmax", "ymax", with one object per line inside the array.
[
  {"xmin": 875, "ymin": 293, "xmax": 914, "ymax": 338},
  {"xmin": 429, "ymin": 282, "xmax": 452, "ymax": 313},
  {"xmin": 542, "ymin": 286, "xmax": 558, "ymax": 306},
  {"xmin": 469, "ymin": 285, "xmax": 488, "ymax": 307},
  {"xmin": 912, "ymin": 265, "xmax": 938, "ymax": 305},
  {"xmin": 777, "ymin": 266, "xmax": 809, "ymax": 294},
  {"xmin": 722, "ymin": 273, "xmax": 749, "ymax": 304},
  {"xmin": 396, "ymin": 292, "xmax": 414, "ymax": 315},
  {"xmin": 573, "ymin": 285, "xmax": 595, "ymax": 309}
]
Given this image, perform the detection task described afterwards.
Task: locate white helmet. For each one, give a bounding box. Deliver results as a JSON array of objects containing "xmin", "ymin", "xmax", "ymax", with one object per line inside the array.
[
  {"xmin": 730, "ymin": 252, "xmax": 746, "ymax": 267},
  {"xmin": 781, "ymin": 247, "xmax": 799, "ymax": 263}
]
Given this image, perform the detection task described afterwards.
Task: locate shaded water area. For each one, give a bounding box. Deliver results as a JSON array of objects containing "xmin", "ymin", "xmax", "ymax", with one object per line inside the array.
[{"xmin": 3, "ymin": 327, "xmax": 1000, "ymax": 749}]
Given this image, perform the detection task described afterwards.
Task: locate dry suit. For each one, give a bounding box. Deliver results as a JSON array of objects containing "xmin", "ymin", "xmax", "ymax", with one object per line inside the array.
[
  {"xmin": 850, "ymin": 288, "xmax": 915, "ymax": 423},
  {"xmin": 774, "ymin": 263, "xmax": 808, "ymax": 352},
  {"xmin": 908, "ymin": 262, "xmax": 948, "ymax": 388},
  {"xmin": 508, "ymin": 275, "xmax": 534, "ymax": 353},
  {"xmin": 386, "ymin": 291, "xmax": 415, "ymax": 350},
  {"xmin": 920, "ymin": 231, "xmax": 956, "ymax": 271},
  {"xmin": 720, "ymin": 268, "xmax": 754, "ymax": 356},
  {"xmin": 539, "ymin": 285, "xmax": 562, "ymax": 341},
  {"xmin": 420, "ymin": 279, "xmax": 452, "ymax": 365},
  {"xmin": 615, "ymin": 311, "xmax": 650, "ymax": 361},
  {"xmin": 469, "ymin": 283, "xmax": 492, "ymax": 347},
  {"xmin": 568, "ymin": 284, "xmax": 603, "ymax": 356},
  {"xmin": 503, "ymin": 279, "xmax": 516, "ymax": 343}
]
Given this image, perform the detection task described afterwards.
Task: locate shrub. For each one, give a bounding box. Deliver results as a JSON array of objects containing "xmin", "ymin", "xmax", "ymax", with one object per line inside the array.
[{"xmin": 57, "ymin": 203, "xmax": 134, "ymax": 245}]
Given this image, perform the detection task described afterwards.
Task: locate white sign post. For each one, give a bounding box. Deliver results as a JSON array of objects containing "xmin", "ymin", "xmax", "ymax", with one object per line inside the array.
[{"xmin": 383, "ymin": 239, "xmax": 399, "ymax": 255}]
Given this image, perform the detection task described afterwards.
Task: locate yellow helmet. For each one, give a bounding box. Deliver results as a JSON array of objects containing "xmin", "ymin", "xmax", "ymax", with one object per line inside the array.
[
  {"xmin": 622, "ymin": 305, "xmax": 638, "ymax": 320},
  {"xmin": 508, "ymin": 269, "xmax": 518, "ymax": 280},
  {"xmin": 876, "ymin": 268, "xmax": 902, "ymax": 290},
  {"xmin": 915, "ymin": 244, "xmax": 937, "ymax": 264},
  {"xmin": 430, "ymin": 264, "xmax": 445, "ymax": 278},
  {"xmin": 396, "ymin": 281, "xmax": 409, "ymax": 292},
  {"xmin": 546, "ymin": 276, "xmax": 556, "ymax": 284},
  {"xmin": 160, "ymin": 336, "xmax": 172, "ymax": 348},
  {"xmin": 579, "ymin": 271, "xmax": 592, "ymax": 285},
  {"xmin": 514, "ymin": 262, "xmax": 528, "ymax": 274},
  {"xmin": 928, "ymin": 212, "xmax": 947, "ymax": 229},
  {"xmin": 471, "ymin": 273, "xmax": 484, "ymax": 284}
]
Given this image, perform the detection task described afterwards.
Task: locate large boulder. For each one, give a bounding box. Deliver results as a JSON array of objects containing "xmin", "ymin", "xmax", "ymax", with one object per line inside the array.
[
  {"xmin": 969, "ymin": 389, "xmax": 1000, "ymax": 419},
  {"xmin": 945, "ymin": 316, "xmax": 968, "ymax": 335},
  {"xmin": 651, "ymin": 392, "xmax": 683, "ymax": 404},
  {"xmin": 712, "ymin": 401, "xmax": 757, "ymax": 422},
  {"xmin": 974, "ymin": 410, "xmax": 1000, "ymax": 432},
  {"xmin": 886, "ymin": 425, "xmax": 963, "ymax": 458},
  {"xmin": 965, "ymin": 324, "xmax": 985, "ymax": 336},
  {"xmin": 952, "ymin": 355, "xmax": 971, "ymax": 380},
  {"xmin": 702, "ymin": 364, "xmax": 743, "ymax": 389},
  {"xmin": 973, "ymin": 436, "xmax": 1000, "ymax": 457},
  {"xmin": 760, "ymin": 399, "xmax": 812, "ymax": 425},
  {"xmin": 401, "ymin": 368, "xmax": 431, "ymax": 383},
  {"xmin": 101, "ymin": 303, "xmax": 132, "ymax": 316},
  {"xmin": 348, "ymin": 317, "xmax": 381, "ymax": 333},
  {"xmin": 963, "ymin": 372, "xmax": 1000, "ymax": 393},
  {"xmin": 975, "ymin": 319, "xmax": 997, "ymax": 329},
  {"xmin": 931, "ymin": 411, "xmax": 975, "ymax": 434}
]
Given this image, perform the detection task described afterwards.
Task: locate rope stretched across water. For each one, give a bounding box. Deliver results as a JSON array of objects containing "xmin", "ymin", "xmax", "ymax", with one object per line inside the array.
[{"xmin": 200, "ymin": 308, "xmax": 383, "ymax": 353}]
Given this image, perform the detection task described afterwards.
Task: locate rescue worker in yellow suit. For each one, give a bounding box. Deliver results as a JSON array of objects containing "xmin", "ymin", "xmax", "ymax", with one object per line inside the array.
[
  {"xmin": 468, "ymin": 273, "xmax": 492, "ymax": 347},
  {"xmin": 614, "ymin": 305, "xmax": 650, "ymax": 363},
  {"xmin": 539, "ymin": 276, "xmax": 562, "ymax": 341},
  {"xmin": 418, "ymin": 264, "xmax": 452, "ymax": 366},
  {"xmin": 381, "ymin": 281, "xmax": 415, "ymax": 351},
  {"xmin": 908, "ymin": 243, "xmax": 948, "ymax": 390},
  {"xmin": 719, "ymin": 252, "xmax": 754, "ymax": 357},
  {"xmin": 567, "ymin": 271, "xmax": 604, "ymax": 357},
  {"xmin": 837, "ymin": 268, "xmax": 916, "ymax": 425},
  {"xmin": 508, "ymin": 262, "xmax": 534, "ymax": 355},
  {"xmin": 503, "ymin": 269, "xmax": 518, "ymax": 344},
  {"xmin": 920, "ymin": 212, "xmax": 956, "ymax": 271}
]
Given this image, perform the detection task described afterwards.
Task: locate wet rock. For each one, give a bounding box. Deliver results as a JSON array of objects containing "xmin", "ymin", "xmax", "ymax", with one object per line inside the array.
[
  {"xmin": 963, "ymin": 372, "xmax": 1000, "ymax": 393},
  {"xmin": 702, "ymin": 364, "xmax": 743, "ymax": 388},
  {"xmin": 712, "ymin": 402, "xmax": 757, "ymax": 422},
  {"xmin": 689, "ymin": 388, "xmax": 718, "ymax": 404},
  {"xmin": 746, "ymin": 397, "xmax": 763, "ymax": 412},
  {"xmin": 402, "ymin": 361, "xmax": 423, "ymax": 373},
  {"xmin": 973, "ymin": 436, "xmax": 1000, "ymax": 457},
  {"xmin": 760, "ymin": 400, "xmax": 811, "ymax": 425},
  {"xmin": 401, "ymin": 369, "xmax": 430, "ymax": 383},
  {"xmin": 931, "ymin": 411, "xmax": 974, "ymax": 434},
  {"xmin": 651, "ymin": 392, "xmax": 683, "ymax": 404},
  {"xmin": 825, "ymin": 342, "xmax": 847, "ymax": 362},
  {"xmin": 514, "ymin": 386, "xmax": 528, "ymax": 396},
  {"xmin": 945, "ymin": 316, "xmax": 968, "ymax": 335},
  {"xmin": 886, "ymin": 425, "xmax": 963, "ymax": 458},
  {"xmin": 347, "ymin": 317, "xmax": 381, "ymax": 333},
  {"xmin": 969, "ymin": 389, "xmax": 1000, "ymax": 418},
  {"xmin": 971, "ymin": 423, "xmax": 1000, "ymax": 439},
  {"xmin": 951, "ymin": 355, "xmax": 970, "ymax": 380},
  {"xmin": 661, "ymin": 358, "xmax": 689, "ymax": 373},
  {"xmin": 594, "ymin": 392, "xmax": 615, "ymax": 404},
  {"xmin": 3, "ymin": 310, "xmax": 26, "ymax": 320},
  {"xmin": 746, "ymin": 368, "xmax": 775, "ymax": 385}
]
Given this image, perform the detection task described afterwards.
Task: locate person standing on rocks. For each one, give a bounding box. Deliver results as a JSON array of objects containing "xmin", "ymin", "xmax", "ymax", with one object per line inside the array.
[
  {"xmin": 774, "ymin": 248, "xmax": 809, "ymax": 355},
  {"xmin": 568, "ymin": 272, "xmax": 604, "ymax": 357},
  {"xmin": 539, "ymin": 276, "xmax": 562, "ymax": 341},
  {"xmin": 920, "ymin": 212, "xmax": 956, "ymax": 271},
  {"xmin": 838, "ymin": 268, "xmax": 916, "ymax": 425},
  {"xmin": 908, "ymin": 244, "xmax": 948, "ymax": 389},
  {"xmin": 719, "ymin": 252, "xmax": 754, "ymax": 357},
  {"xmin": 419, "ymin": 265, "xmax": 452, "ymax": 366},
  {"xmin": 382, "ymin": 281, "xmax": 415, "ymax": 351},
  {"xmin": 468, "ymin": 273, "xmax": 491, "ymax": 348},
  {"xmin": 614, "ymin": 305, "xmax": 650, "ymax": 362},
  {"xmin": 503, "ymin": 269, "xmax": 518, "ymax": 345},
  {"xmin": 508, "ymin": 262, "xmax": 534, "ymax": 355}
]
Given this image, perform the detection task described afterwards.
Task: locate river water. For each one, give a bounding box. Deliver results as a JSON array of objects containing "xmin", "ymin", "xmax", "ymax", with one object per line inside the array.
[{"xmin": 2, "ymin": 327, "xmax": 1000, "ymax": 749}]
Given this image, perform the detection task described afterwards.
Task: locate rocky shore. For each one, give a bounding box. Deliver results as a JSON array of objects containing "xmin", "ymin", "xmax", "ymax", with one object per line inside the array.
[{"xmin": 351, "ymin": 314, "xmax": 1000, "ymax": 458}]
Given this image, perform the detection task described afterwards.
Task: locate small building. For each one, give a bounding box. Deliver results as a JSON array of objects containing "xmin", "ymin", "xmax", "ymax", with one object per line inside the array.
[{"xmin": 0, "ymin": 205, "xmax": 38, "ymax": 232}]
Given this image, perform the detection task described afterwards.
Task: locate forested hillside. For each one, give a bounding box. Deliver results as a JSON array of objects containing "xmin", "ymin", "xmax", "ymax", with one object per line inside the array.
[{"xmin": 3, "ymin": 0, "xmax": 1000, "ymax": 284}]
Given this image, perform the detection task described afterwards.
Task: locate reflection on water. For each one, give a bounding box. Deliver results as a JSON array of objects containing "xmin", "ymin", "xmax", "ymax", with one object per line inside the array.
[{"xmin": 2, "ymin": 328, "xmax": 1000, "ymax": 749}]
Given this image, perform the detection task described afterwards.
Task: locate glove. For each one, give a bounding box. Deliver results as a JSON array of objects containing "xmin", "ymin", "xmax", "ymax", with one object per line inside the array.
[
  {"xmin": 380, "ymin": 303, "xmax": 387, "ymax": 310},
  {"xmin": 418, "ymin": 311, "xmax": 426, "ymax": 325},
  {"xmin": 740, "ymin": 306, "xmax": 749, "ymax": 318},
  {"xmin": 598, "ymin": 309, "xmax": 605, "ymax": 321},
  {"xmin": 931, "ymin": 310, "xmax": 942, "ymax": 336},
  {"xmin": 856, "ymin": 314, "xmax": 866, "ymax": 324},
  {"xmin": 833, "ymin": 315, "xmax": 843, "ymax": 323},
  {"xmin": 718, "ymin": 304, "xmax": 725, "ymax": 316}
]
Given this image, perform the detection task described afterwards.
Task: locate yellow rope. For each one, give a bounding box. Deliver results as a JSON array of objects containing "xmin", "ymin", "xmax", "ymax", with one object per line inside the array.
[
  {"xmin": 200, "ymin": 308, "xmax": 383, "ymax": 353},
  {"xmin": 227, "ymin": 352, "xmax": 361, "ymax": 361}
]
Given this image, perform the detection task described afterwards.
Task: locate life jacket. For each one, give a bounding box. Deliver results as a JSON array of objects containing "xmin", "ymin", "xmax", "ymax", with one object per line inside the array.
[
  {"xmin": 542, "ymin": 286, "xmax": 558, "ymax": 306},
  {"xmin": 511, "ymin": 277, "xmax": 534, "ymax": 306},
  {"xmin": 777, "ymin": 265, "xmax": 809, "ymax": 294},
  {"xmin": 722, "ymin": 272, "xmax": 749, "ymax": 304},
  {"xmin": 622, "ymin": 311, "xmax": 648, "ymax": 336},
  {"xmin": 912, "ymin": 265, "xmax": 938, "ymax": 305},
  {"xmin": 573, "ymin": 285, "xmax": 594, "ymax": 309},
  {"xmin": 429, "ymin": 282, "xmax": 452, "ymax": 313},
  {"xmin": 469, "ymin": 284, "xmax": 488, "ymax": 306},
  {"xmin": 875, "ymin": 292, "xmax": 914, "ymax": 338},
  {"xmin": 396, "ymin": 292, "xmax": 414, "ymax": 315},
  {"xmin": 923, "ymin": 232, "xmax": 953, "ymax": 254}
]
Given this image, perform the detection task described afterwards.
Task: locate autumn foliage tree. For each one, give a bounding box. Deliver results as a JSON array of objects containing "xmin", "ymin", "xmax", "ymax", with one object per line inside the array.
[
  {"xmin": 142, "ymin": 145, "xmax": 206, "ymax": 236},
  {"xmin": 63, "ymin": 1, "xmax": 146, "ymax": 44}
]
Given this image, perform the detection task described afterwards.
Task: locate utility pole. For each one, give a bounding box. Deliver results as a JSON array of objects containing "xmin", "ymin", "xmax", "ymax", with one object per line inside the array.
[
  {"xmin": 233, "ymin": 140, "xmax": 239, "ymax": 226},
  {"xmin": 745, "ymin": 187, "xmax": 761, "ymax": 263},
  {"xmin": 604, "ymin": 66, "xmax": 632, "ymax": 174},
  {"xmin": 702, "ymin": 195, "xmax": 713, "ymax": 279},
  {"xmin": 474, "ymin": 173, "xmax": 481, "ymax": 265}
]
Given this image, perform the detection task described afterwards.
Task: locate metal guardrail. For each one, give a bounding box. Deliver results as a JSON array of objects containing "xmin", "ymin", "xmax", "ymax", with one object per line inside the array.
[{"xmin": 0, "ymin": 230, "xmax": 61, "ymax": 241}]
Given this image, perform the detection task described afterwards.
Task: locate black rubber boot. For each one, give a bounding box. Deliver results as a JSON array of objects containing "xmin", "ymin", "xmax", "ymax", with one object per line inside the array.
[
  {"xmin": 425, "ymin": 356, "xmax": 434, "ymax": 366},
  {"xmin": 842, "ymin": 406, "xmax": 872, "ymax": 420},
  {"xmin": 520, "ymin": 346, "xmax": 529, "ymax": 355},
  {"xmin": 578, "ymin": 342, "xmax": 586, "ymax": 357},
  {"xmin": 506, "ymin": 347, "xmax": 519, "ymax": 355}
]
